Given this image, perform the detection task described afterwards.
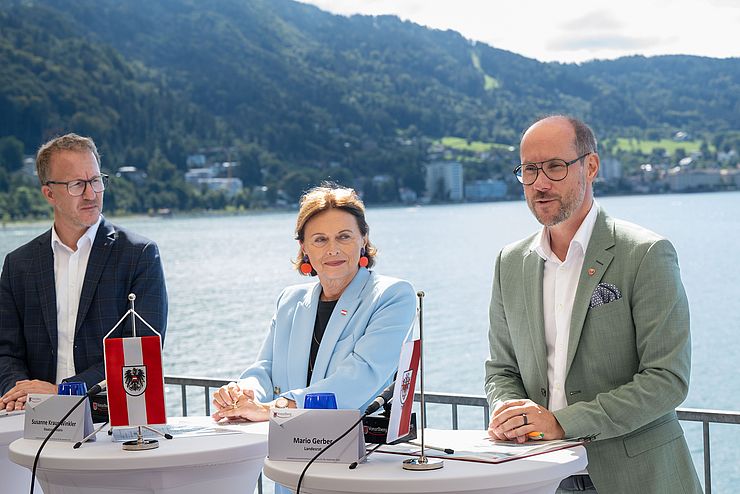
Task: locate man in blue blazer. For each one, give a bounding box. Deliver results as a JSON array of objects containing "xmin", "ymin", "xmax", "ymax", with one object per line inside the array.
[
  {"xmin": 485, "ymin": 116, "xmax": 701, "ymax": 493},
  {"xmin": 1, "ymin": 133, "xmax": 167, "ymax": 410}
]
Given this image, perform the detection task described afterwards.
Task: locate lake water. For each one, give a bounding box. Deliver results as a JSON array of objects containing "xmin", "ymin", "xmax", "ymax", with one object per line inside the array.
[{"xmin": 1, "ymin": 191, "xmax": 738, "ymax": 492}]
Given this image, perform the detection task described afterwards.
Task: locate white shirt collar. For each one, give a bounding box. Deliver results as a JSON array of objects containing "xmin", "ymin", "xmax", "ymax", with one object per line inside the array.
[
  {"xmin": 51, "ymin": 216, "xmax": 102, "ymax": 253},
  {"xmin": 534, "ymin": 200, "xmax": 599, "ymax": 263}
]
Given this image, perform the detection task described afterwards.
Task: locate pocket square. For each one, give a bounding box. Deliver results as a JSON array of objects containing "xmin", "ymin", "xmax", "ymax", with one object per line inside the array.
[{"xmin": 589, "ymin": 283, "xmax": 622, "ymax": 308}]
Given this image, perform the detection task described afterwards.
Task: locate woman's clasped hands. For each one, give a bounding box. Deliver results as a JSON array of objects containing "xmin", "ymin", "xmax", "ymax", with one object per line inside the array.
[{"xmin": 211, "ymin": 381, "xmax": 269, "ymax": 422}]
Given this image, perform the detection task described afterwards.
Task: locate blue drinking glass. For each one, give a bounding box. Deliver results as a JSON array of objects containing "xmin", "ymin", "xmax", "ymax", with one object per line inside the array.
[
  {"xmin": 303, "ymin": 392, "xmax": 337, "ymax": 409},
  {"xmin": 57, "ymin": 381, "xmax": 88, "ymax": 396}
]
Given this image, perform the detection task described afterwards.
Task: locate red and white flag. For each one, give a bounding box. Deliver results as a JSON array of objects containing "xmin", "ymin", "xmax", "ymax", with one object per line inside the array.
[
  {"xmin": 387, "ymin": 338, "xmax": 420, "ymax": 443},
  {"xmin": 104, "ymin": 336, "xmax": 166, "ymax": 427}
]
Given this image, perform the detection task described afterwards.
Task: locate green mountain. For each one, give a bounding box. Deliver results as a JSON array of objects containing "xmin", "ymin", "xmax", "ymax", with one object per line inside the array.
[{"xmin": 0, "ymin": 0, "xmax": 738, "ymax": 213}]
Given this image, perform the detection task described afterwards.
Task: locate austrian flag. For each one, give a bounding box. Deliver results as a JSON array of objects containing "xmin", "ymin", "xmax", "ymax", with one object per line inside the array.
[{"xmin": 104, "ymin": 336, "xmax": 166, "ymax": 427}]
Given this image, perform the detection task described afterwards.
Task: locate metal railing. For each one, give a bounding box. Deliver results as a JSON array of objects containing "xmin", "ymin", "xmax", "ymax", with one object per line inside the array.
[{"xmin": 165, "ymin": 375, "xmax": 740, "ymax": 494}]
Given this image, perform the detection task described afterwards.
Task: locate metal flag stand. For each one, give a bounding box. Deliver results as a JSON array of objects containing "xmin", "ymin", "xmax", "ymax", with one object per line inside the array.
[
  {"xmin": 104, "ymin": 294, "xmax": 171, "ymax": 451},
  {"xmin": 402, "ymin": 291, "xmax": 443, "ymax": 471}
]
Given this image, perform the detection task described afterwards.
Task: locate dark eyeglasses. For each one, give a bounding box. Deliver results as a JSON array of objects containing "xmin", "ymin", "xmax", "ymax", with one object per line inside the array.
[
  {"xmin": 513, "ymin": 153, "xmax": 590, "ymax": 185},
  {"xmin": 44, "ymin": 174, "xmax": 109, "ymax": 196}
]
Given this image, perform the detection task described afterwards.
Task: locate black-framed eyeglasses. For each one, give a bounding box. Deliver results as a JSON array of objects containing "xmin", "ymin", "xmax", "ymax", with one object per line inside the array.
[
  {"xmin": 513, "ymin": 153, "xmax": 590, "ymax": 185},
  {"xmin": 45, "ymin": 174, "xmax": 109, "ymax": 196}
]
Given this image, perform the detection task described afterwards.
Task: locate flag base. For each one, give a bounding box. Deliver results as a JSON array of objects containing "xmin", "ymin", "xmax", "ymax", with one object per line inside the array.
[
  {"xmin": 122, "ymin": 438, "xmax": 159, "ymax": 451},
  {"xmin": 402, "ymin": 456, "xmax": 444, "ymax": 470}
]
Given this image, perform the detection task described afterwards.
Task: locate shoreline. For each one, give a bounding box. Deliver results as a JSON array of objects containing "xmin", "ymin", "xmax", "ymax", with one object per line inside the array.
[{"xmin": 2, "ymin": 188, "xmax": 739, "ymax": 227}]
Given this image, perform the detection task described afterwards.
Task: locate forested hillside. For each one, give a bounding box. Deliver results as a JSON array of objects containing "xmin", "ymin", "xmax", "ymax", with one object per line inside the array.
[{"xmin": 1, "ymin": 0, "xmax": 738, "ymax": 216}]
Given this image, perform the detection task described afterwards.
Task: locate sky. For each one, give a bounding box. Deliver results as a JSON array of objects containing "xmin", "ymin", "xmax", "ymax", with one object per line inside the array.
[{"xmin": 298, "ymin": 0, "xmax": 740, "ymax": 63}]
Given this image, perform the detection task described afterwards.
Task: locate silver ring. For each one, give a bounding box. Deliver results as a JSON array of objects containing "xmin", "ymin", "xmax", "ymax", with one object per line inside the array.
[{"xmin": 522, "ymin": 413, "xmax": 528, "ymax": 426}]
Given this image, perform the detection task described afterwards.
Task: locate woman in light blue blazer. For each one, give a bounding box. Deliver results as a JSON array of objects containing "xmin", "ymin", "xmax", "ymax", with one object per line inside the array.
[{"xmin": 211, "ymin": 184, "xmax": 416, "ymax": 421}]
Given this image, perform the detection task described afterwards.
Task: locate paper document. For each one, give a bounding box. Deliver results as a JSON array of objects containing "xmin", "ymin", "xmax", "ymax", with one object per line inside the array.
[
  {"xmin": 378, "ymin": 429, "xmax": 582, "ymax": 464},
  {"xmin": 111, "ymin": 418, "xmax": 244, "ymax": 442}
]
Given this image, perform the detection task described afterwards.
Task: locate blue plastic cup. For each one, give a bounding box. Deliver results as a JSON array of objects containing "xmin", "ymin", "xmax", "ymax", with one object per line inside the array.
[
  {"xmin": 57, "ymin": 381, "xmax": 88, "ymax": 396},
  {"xmin": 304, "ymin": 392, "xmax": 337, "ymax": 409}
]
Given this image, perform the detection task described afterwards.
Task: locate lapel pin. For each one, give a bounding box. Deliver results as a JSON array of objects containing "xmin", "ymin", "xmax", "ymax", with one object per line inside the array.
[
  {"xmin": 587, "ymin": 268, "xmax": 596, "ymax": 277},
  {"xmin": 340, "ymin": 309, "xmax": 348, "ymax": 316}
]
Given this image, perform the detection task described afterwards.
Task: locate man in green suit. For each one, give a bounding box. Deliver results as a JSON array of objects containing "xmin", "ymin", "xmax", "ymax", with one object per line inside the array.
[{"xmin": 485, "ymin": 115, "xmax": 702, "ymax": 493}]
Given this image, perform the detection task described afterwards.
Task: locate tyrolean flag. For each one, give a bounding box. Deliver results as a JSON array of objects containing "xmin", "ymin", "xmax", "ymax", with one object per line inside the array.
[{"xmin": 387, "ymin": 338, "xmax": 421, "ymax": 443}]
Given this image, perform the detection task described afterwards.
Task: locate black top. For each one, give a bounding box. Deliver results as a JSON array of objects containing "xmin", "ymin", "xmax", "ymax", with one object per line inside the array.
[{"xmin": 307, "ymin": 299, "xmax": 338, "ymax": 386}]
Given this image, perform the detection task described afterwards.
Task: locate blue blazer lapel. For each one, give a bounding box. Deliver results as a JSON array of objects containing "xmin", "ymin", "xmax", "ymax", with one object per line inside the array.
[
  {"xmin": 309, "ymin": 269, "xmax": 370, "ymax": 384},
  {"xmin": 287, "ymin": 283, "xmax": 321, "ymax": 391},
  {"xmin": 565, "ymin": 208, "xmax": 615, "ymax": 376},
  {"xmin": 35, "ymin": 230, "xmax": 58, "ymax": 350},
  {"xmin": 522, "ymin": 246, "xmax": 548, "ymax": 387},
  {"xmin": 76, "ymin": 218, "xmax": 115, "ymax": 334}
]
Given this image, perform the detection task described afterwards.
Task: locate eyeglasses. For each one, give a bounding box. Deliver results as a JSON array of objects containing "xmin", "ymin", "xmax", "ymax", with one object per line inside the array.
[
  {"xmin": 513, "ymin": 153, "xmax": 590, "ymax": 185},
  {"xmin": 45, "ymin": 174, "xmax": 109, "ymax": 196}
]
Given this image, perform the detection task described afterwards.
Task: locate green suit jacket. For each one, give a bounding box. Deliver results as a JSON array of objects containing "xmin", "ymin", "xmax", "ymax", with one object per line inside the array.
[{"xmin": 485, "ymin": 207, "xmax": 702, "ymax": 494}]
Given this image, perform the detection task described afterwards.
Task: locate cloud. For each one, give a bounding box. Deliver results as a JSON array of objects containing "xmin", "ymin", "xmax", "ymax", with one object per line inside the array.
[
  {"xmin": 300, "ymin": 0, "xmax": 739, "ymax": 62},
  {"xmin": 704, "ymin": 0, "xmax": 740, "ymax": 7},
  {"xmin": 550, "ymin": 34, "xmax": 661, "ymax": 52},
  {"xmin": 560, "ymin": 10, "xmax": 625, "ymax": 31}
]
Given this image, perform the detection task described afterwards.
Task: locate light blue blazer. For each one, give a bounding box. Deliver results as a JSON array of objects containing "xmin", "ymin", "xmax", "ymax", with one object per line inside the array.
[{"xmin": 240, "ymin": 268, "xmax": 416, "ymax": 412}]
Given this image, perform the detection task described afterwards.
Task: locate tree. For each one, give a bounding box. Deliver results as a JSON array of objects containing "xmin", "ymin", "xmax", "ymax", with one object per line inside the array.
[
  {"xmin": 147, "ymin": 151, "xmax": 178, "ymax": 182},
  {"xmin": 0, "ymin": 136, "xmax": 24, "ymax": 171},
  {"xmin": 281, "ymin": 170, "xmax": 319, "ymax": 203},
  {"xmin": 11, "ymin": 186, "xmax": 49, "ymax": 219},
  {"xmin": 0, "ymin": 167, "xmax": 9, "ymax": 193}
]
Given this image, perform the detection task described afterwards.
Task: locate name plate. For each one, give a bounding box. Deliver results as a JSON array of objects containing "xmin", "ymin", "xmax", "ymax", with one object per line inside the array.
[
  {"xmin": 24, "ymin": 394, "xmax": 95, "ymax": 442},
  {"xmin": 269, "ymin": 408, "xmax": 363, "ymax": 463}
]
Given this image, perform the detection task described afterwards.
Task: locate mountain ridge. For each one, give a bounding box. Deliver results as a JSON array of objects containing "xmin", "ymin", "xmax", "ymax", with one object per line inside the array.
[{"xmin": 0, "ymin": 0, "xmax": 737, "ymax": 210}]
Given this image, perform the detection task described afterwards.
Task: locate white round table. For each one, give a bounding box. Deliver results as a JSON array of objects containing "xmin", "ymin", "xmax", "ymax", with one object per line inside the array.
[
  {"xmin": 264, "ymin": 430, "xmax": 587, "ymax": 494},
  {"xmin": 1, "ymin": 413, "xmax": 43, "ymax": 493},
  {"xmin": 9, "ymin": 416, "xmax": 269, "ymax": 494}
]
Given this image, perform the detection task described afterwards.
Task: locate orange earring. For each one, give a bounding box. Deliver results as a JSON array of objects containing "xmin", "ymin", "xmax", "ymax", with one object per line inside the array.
[
  {"xmin": 300, "ymin": 254, "xmax": 313, "ymax": 275},
  {"xmin": 359, "ymin": 247, "xmax": 369, "ymax": 268}
]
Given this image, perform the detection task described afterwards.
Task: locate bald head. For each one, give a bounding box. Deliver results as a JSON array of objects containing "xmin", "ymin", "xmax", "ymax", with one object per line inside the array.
[{"xmin": 522, "ymin": 115, "xmax": 597, "ymax": 160}]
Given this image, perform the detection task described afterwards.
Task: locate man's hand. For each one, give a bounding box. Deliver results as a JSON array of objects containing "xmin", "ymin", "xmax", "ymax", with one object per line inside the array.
[
  {"xmin": 488, "ymin": 399, "xmax": 565, "ymax": 443},
  {"xmin": 2, "ymin": 380, "xmax": 57, "ymax": 411},
  {"xmin": 3, "ymin": 395, "xmax": 26, "ymax": 412}
]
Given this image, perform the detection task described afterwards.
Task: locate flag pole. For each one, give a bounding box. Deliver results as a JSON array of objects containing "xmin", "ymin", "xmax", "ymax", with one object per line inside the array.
[
  {"xmin": 402, "ymin": 291, "xmax": 443, "ymax": 470},
  {"xmin": 129, "ymin": 293, "xmax": 137, "ymax": 337}
]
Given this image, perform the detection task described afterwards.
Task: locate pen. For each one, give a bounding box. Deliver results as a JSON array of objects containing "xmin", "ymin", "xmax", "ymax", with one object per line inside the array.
[
  {"xmin": 528, "ymin": 431, "xmax": 545, "ymax": 440},
  {"xmin": 350, "ymin": 443, "xmax": 383, "ymax": 469},
  {"xmin": 408, "ymin": 441, "xmax": 454, "ymax": 454}
]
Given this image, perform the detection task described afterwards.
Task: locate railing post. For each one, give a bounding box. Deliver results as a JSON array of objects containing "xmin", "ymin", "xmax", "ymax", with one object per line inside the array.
[
  {"xmin": 703, "ymin": 421, "xmax": 711, "ymax": 494},
  {"xmin": 180, "ymin": 384, "xmax": 188, "ymax": 416},
  {"xmin": 451, "ymin": 404, "xmax": 459, "ymax": 430},
  {"xmin": 205, "ymin": 386, "xmax": 211, "ymax": 416}
]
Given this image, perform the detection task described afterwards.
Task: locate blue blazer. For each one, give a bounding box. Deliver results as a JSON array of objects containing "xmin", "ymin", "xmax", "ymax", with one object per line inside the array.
[
  {"xmin": 0, "ymin": 217, "xmax": 168, "ymax": 394},
  {"xmin": 240, "ymin": 268, "xmax": 416, "ymax": 412}
]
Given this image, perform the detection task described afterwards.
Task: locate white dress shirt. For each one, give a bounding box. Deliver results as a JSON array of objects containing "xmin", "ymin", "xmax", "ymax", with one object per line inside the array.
[
  {"xmin": 534, "ymin": 202, "xmax": 598, "ymax": 413},
  {"xmin": 51, "ymin": 218, "xmax": 101, "ymax": 384}
]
